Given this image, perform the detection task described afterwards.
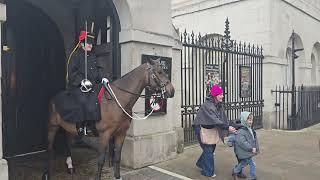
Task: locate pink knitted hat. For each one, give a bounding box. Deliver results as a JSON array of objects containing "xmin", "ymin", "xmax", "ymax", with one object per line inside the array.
[{"xmin": 210, "ymin": 84, "xmax": 223, "ymax": 97}]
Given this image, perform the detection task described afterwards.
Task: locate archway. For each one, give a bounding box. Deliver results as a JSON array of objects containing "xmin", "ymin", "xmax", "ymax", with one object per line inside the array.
[
  {"xmin": 2, "ymin": 0, "xmax": 122, "ymax": 158},
  {"xmin": 1, "ymin": 0, "xmax": 66, "ymax": 157},
  {"xmin": 311, "ymin": 42, "xmax": 320, "ymax": 85},
  {"xmin": 285, "ymin": 32, "xmax": 305, "ymax": 86},
  {"xmin": 311, "ymin": 53, "xmax": 316, "ymax": 84},
  {"xmin": 72, "ymin": 0, "xmax": 121, "ymax": 79}
]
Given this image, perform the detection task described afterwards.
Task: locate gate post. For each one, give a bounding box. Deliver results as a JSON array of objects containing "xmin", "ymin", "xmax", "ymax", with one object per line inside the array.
[
  {"xmin": 222, "ymin": 18, "xmax": 233, "ymax": 102},
  {"xmin": 290, "ymin": 30, "xmax": 304, "ymax": 130},
  {"xmin": 0, "ymin": 3, "xmax": 8, "ymax": 180},
  {"xmin": 291, "ymin": 31, "xmax": 297, "ymax": 130}
]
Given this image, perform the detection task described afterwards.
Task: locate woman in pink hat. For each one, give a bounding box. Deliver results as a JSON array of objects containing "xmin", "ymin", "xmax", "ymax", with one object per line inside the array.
[{"xmin": 193, "ymin": 84, "xmax": 237, "ymax": 178}]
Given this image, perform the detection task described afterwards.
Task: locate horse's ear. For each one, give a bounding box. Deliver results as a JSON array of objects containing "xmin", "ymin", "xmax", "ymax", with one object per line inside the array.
[
  {"xmin": 155, "ymin": 58, "xmax": 161, "ymax": 62},
  {"xmin": 148, "ymin": 59, "xmax": 155, "ymax": 65},
  {"xmin": 149, "ymin": 58, "xmax": 160, "ymax": 65}
]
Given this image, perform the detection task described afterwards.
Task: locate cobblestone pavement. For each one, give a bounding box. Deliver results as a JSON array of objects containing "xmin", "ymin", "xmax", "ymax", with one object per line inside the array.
[
  {"xmin": 8, "ymin": 124, "xmax": 320, "ymax": 180},
  {"xmin": 8, "ymin": 146, "xmax": 181, "ymax": 180}
]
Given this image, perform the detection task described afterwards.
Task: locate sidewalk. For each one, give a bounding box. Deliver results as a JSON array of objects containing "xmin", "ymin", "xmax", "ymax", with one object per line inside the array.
[
  {"xmin": 153, "ymin": 124, "xmax": 320, "ymax": 180},
  {"xmin": 8, "ymin": 124, "xmax": 320, "ymax": 179}
]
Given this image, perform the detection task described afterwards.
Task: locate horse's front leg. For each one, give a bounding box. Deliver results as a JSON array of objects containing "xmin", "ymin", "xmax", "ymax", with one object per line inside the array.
[
  {"xmin": 95, "ymin": 133, "xmax": 110, "ymax": 180},
  {"xmin": 113, "ymin": 133, "xmax": 126, "ymax": 180}
]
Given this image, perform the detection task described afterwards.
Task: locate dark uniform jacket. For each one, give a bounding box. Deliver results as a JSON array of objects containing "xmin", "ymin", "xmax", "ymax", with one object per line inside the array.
[
  {"xmin": 68, "ymin": 48, "xmax": 102, "ymax": 89},
  {"xmin": 54, "ymin": 47, "xmax": 103, "ymax": 122}
]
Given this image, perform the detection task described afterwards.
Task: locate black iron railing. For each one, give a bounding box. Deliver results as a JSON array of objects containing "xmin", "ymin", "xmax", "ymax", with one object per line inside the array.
[
  {"xmin": 272, "ymin": 85, "xmax": 320, "ymax": 130},
  {"xmin": 181, "ymin": 19, "xmax": 264, "ymax": 145}
]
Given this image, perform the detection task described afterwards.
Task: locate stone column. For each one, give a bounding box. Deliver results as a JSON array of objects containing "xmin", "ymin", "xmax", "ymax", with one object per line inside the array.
[
  {"xmin": 0, "ymin": 3, "xmax": 8, "ymax": 180},
  {"xmin": 115, "ymin": 0, "xmax": 183, "ymax": 168}
]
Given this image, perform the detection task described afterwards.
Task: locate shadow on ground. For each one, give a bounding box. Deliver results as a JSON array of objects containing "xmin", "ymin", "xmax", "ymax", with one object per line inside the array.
[{"xmin": 8, "ymin": 146, "xmax": 132, "ymax": 180}]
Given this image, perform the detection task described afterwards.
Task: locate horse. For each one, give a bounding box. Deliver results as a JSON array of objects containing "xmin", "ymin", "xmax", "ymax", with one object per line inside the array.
[{"xmin": 42, "ymin": 58, "xmax": 175, "ymax": 180}]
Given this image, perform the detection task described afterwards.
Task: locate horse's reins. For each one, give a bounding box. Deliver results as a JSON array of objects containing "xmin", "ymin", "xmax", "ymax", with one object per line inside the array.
[
  {"xmin": 101, "ymin": 64, "xmax": 168, "ymax": 120},
  {"xmin": 108, "ymin": 64, "xmax": 169, "ymax": 99}
]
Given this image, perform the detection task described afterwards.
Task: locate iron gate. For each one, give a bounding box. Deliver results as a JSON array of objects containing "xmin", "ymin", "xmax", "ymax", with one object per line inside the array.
[
  {"xmin": 181, "ymin": 19, "xmax": 264, "ymax": 145},
  {"xmin": 272, "ymin": 85, "xmax": 320, "ymax": 130}
]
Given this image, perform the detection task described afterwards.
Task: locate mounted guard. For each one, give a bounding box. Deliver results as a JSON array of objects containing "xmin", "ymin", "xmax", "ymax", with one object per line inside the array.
[{"xmin": 54, "ymin": 22, "xmax": 103, "ymax": 136}]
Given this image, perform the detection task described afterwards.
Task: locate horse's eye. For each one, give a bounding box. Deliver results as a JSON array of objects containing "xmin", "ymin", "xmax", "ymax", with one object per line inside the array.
[{"xmin": 158, "ymin": 71, "xmax": 162, "ymax": 74}]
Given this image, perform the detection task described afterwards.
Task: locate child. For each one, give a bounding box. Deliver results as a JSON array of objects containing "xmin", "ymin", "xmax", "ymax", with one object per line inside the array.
[
  {"xmin": 227, "ymin": 120, "xmax": 247, "ymax": 179},
  {"xmin": 232, "ymin": 111, "xmax": 259, "ymax": 180}
]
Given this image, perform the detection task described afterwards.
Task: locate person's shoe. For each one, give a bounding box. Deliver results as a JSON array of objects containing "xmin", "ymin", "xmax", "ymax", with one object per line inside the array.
[
  {"xmin": 211, "ymin": 174, "xmax": 216, "ymax": 178},
  {"xmin": 237, "ymin": 172, "xmax": 247, "ymax": 178},
  {"xmin": 196, "ymin": 162, "xmax": 202, "ymax": 169},
  {"xmin": 232, "ymin": 172, "xmax": 239, "ymax": 180}
]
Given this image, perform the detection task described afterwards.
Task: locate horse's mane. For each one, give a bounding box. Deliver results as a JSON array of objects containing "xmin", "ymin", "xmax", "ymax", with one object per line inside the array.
[{"xmin": 111, "ymin": 63, "xmax": 147, "ymax": 85}]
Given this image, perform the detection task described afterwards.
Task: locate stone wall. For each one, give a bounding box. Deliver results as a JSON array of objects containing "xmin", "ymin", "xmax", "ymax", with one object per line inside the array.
[{"xmin": 114, "ymin": 0, "xmax": 183, "ymax": 168}]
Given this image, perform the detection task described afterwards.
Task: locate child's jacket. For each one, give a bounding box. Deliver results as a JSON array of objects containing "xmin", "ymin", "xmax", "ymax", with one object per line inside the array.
[{"xmin": 234, "ymin": 126, "xmax": 260, "ymax": 160}]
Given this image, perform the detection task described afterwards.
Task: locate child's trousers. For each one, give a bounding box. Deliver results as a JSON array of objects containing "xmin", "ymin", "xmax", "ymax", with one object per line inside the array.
[{"xmin": 233, "ymin": 157, "xmax": 256, "ymax": 179}]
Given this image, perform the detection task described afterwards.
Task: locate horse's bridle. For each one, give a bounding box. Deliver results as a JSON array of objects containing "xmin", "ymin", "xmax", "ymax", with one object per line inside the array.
[
  {"xmin": 146, "ymin": 63, "xmax": 170, "ymax": 98},
  {"xmin": 104, "ymin": 63, "xmax": 169, "ymax": 98}
]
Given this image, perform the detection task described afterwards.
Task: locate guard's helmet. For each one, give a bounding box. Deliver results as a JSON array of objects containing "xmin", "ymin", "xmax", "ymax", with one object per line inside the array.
[{"xmin": 79, "ymin": 31, "xmax": 95, "ymax": 45}]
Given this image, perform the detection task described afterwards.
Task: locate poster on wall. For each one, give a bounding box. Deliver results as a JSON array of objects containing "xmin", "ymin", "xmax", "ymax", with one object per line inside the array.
[
  {"xmin": 240, "ymin": 65, "xmax": 252, "ymax": 98},
  {"xmin": 205, "ymin": 64, "xmax": 221, "ymax": 96},
  {"xmin": 142, "ymin": 54, "xmax": 172, "ymax": 116}
]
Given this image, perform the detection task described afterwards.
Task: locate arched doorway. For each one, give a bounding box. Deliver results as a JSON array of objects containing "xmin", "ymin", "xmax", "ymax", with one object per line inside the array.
[
  {"xmin": 311, "ymin": 42, "xmax": 320, "ymax": 85},
  {"xmin": 72, "ymin": 0, "xmax": 121, "ymax": 80},
  {"xmin": 311, "ymin": 53, "xmax": 316, "ymax": 84},
  {"xmin": 1, "ymin": 0, "xmax": 66, "ymax": 157},
  {"xmin": 285, "ymin": 32, "xmax": 305, "ymax": 86},
  {"xmin": 1, "ymin": 0, "xmax": 121, "ymax": 158}
]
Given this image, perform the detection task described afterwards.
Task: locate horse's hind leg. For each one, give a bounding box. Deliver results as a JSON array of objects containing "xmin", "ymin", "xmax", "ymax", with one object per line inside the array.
[{"xmin": 42, "ymin": 122, "xmax": 59, "ymax": 180}]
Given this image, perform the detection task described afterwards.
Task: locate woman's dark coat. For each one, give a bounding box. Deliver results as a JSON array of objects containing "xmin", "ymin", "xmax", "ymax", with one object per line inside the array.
[{"xmin": 193, "ymin": 98, "xmax": 230, "ymax": 140}]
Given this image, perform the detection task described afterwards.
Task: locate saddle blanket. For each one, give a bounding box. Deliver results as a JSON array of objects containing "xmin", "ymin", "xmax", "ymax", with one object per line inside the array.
[{"xmin": 53, "ymin": 85, "xmax": 102, "ymax": 123}]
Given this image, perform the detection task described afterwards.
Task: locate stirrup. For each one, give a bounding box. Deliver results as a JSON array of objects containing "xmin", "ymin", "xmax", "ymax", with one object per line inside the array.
[{"xmin": 76, "ymin": 122, "xmax": 86, "ymax": 136}]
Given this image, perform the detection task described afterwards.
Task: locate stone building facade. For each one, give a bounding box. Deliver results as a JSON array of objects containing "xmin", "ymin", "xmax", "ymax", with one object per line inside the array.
[{"xmin": 172, "ymin": 0, "xmax": 320, "ymax": 129}]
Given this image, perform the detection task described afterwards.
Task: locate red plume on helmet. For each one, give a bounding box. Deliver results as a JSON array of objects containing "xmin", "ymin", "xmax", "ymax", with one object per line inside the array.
[
  {"xmin": 79, "ymin": 31, "xmax": 88, "ymax": 41},
  {"xmin": 78, "ymin": 22, "xmax": 95, "ymax": 43},
  {"xmin": 78, "ymin": 31, "xmax": 95, "ymax": 44}
]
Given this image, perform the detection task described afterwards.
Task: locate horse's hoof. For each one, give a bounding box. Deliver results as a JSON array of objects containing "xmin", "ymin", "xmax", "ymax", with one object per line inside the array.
[
  {"xmin": 115, "ymin": 177, "xmax": 122, "ymax": 180},
  {"xmin": 67, "ymin": 167, "xmax": 75, "ymax": 174},
  {"xmin": 41, "ymin": 172, "xmax": 49, "ymax": 180}
]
